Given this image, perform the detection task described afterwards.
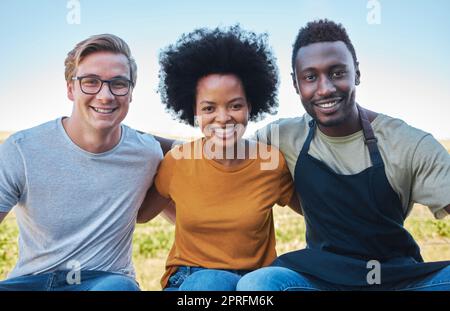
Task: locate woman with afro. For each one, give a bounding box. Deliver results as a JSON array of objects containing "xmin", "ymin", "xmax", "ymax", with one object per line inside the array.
[{"xmin": 138, "ymin": 25, "xmax": 300, "ymax": 291}]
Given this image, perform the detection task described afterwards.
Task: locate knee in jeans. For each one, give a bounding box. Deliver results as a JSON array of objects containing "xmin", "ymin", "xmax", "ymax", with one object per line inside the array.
[
  {"xmin": 236, "ymin": 274, "xmax": 261, "ymax": 291},
  {"xmin": 237, "ymin": 267, "xmax": 318, "ymax": 291},
  {"xmin": 179, "ymin": 270, "xmax": 240, "ymax": 291},
  {"xmin": 236, "ymin": 268, "xmax": 278, "ymax": 291},
  {"xmin": 90, "ymin": 274, "xmax": 140, "ymax": 291}
]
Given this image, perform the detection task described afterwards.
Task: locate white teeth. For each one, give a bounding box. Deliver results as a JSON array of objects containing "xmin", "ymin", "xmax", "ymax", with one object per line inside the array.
[
  {"xmin": 317, "ymin": 100, "xmax": 339, "ymax": 108},
  {"xmin": 319, "ymin": 101, "xmax": 336, "ymax": 108},
  {"xmin": 214, "ymin": 127, "xmax": 235, "ymax": 138},
  {"xmin": 92, "ymin": 107, "xmax": 115, "ymax": 114}
]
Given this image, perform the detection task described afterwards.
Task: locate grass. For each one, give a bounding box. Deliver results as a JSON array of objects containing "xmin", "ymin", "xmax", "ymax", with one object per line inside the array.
[
  {"xmin": 0, "ymin": 217, "xmax": 19, "ymax": 278},
  {"xmin": 1, "ymin": 204, "xmax": 448, "ymax": 290}
]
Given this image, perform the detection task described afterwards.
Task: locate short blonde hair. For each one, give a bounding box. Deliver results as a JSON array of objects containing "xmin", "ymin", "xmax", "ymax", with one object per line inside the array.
[{"xmin": 64, "ymin": 34, "xmax": 137, "ymax": 85}]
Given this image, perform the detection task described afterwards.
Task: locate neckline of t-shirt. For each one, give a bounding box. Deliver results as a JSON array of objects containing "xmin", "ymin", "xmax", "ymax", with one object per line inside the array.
[
  {"xmin": 199, "ymin": 138, "xmax": 257, "ymax": 172},
  {"xmin": 57, "ymin": 117, "xmax": 127, "ymax": 157},
  {"xmin": 316, "ymin": 113, "xmax": 384, "ymax": 144}
]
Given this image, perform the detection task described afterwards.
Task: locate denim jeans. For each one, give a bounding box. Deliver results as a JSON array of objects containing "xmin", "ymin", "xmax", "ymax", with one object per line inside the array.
[
  {"xmin": 236, "ymin": 266, "xmax": 450, "ymax": 291},
  {"xmin": 0, "ymin": 270, "xmax": 140, "ymax": 291},
  {"xmin": 165, "ymin": 266, "xmax": 252, "ymax": 291}
]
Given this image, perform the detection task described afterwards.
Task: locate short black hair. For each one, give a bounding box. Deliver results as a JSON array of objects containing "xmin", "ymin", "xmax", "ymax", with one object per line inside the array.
[
  {"xmin": 158, "ymin": 25, "xmax": 279, "ymax": 126},
  {"xmin": 291, "ymin": 19, "xmax": 358, "ymax": 72}
]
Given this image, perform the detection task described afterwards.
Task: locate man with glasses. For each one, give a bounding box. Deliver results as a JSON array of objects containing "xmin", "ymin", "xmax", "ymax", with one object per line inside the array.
[
  {"xmin": 73, "ymin": 76, "xmax": 133, "ymax": 97},
  {"xmin": 0, "ymin": 34, "xmax": 169, "ymax": 290}
]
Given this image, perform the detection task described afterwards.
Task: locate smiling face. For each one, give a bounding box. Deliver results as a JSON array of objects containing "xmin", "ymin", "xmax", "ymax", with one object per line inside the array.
[
  {"xmin": 293, "ymin": 41, "xmax": 360, "ymax": 135},
  {"xmin": 195, "ymin": 74, "xmax": 250, "ymax": 148},
  {"xmin": 67, "ymin": 51, "xmax": 132, "ymax": 134}
]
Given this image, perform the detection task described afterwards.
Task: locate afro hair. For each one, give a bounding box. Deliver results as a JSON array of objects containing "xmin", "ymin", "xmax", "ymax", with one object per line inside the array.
[{"xmin": 158, "ymin": 25, "xmax": 279, "ymax": 126}]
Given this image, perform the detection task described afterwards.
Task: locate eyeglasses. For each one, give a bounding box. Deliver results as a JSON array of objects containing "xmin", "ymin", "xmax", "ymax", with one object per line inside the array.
[{"xmin": 72, "ymin": 76, "xmax": 133, "ymax": 96}]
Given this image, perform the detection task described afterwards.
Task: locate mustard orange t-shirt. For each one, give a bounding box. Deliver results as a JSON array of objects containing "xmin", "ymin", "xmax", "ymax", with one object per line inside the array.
[{"xmin": 155, "ymin": 138, "xmax": 294, "ymax": 288}]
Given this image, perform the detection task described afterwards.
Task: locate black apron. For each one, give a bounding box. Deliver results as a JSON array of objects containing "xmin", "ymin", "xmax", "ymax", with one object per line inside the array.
[{"xmin": 273, "ymin": 105, "xmax": 449, "ymax": 286}]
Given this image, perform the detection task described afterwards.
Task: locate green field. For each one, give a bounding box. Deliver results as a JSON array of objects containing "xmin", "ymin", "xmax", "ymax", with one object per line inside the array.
[{"xmin": 1, "ymin": 204, "xmax": 449, "ymax": 290}]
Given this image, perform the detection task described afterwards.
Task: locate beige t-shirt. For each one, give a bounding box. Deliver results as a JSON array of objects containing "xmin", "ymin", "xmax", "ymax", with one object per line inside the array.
[{"xmin": 255, "ymin": 113, "xmax": 450, "ymax": 219}]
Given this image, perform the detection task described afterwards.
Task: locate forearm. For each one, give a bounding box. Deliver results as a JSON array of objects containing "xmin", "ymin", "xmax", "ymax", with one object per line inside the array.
[
  {"xmin": 137, "ymin": 185, "xmax": 171, "ymax": 223},
  {"xmin": 288, "ymin": 193, "xmax": 303, "ymax": 216},
  {"xmin": 161, "ymin": 201, "xmax": 176, "ymax": 224}
]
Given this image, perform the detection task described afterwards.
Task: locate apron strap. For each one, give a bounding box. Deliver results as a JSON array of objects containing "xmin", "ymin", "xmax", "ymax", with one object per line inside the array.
[
  {"xmin": 357, "ymin": 105, "xmax": 383, "ymax": 166},
  {"xmin": 300, "ymin": 119, "xmax": 316, "ymax": 155}
]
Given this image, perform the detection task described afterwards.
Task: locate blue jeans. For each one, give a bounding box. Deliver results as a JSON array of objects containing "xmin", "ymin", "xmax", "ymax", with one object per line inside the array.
[
  {"xmin": 0, "ymin": 270, "xmax": 140, "ymax": 291},
  {"xmin": 236, "ymin": 266, "xmax": 450, "ymax": 291},
  {"xmin": 165, "ymin": 266, "xmax": 251, "ymax": 291}
]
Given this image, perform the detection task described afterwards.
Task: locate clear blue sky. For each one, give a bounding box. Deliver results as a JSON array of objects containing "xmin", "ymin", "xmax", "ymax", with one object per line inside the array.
[{"xmin": 1, "ymin": 0, "xmax": 449, "ymax": 139}]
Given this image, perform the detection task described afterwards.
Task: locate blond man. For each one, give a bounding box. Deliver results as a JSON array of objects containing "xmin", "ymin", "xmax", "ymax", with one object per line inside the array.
[{"xmin": 0, "ymin": 34, "xmax": 166, "ymax": 291}]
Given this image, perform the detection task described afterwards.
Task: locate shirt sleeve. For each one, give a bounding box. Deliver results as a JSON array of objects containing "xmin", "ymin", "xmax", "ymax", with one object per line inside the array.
[
  {"xmin": 0, "ymin": 137, "xmax": 26, "ymax": 212},
  {"xmin": 154, "ymin": 149, "xmax": 177, "ymax": 199},
  {"xmin": 410, "ymin": 135, "xmax": 450, "ymax": 219},
  {"xmin": 252, "ymin": 126, "xmax": 269, "ymax": 144},
  {"xmin": 253, "ymin": 119, "xmax": 283, "ymax": 145},
  {"xmin": 277, "ymin": 151, "xmax": 295, "ymax": 207}
]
